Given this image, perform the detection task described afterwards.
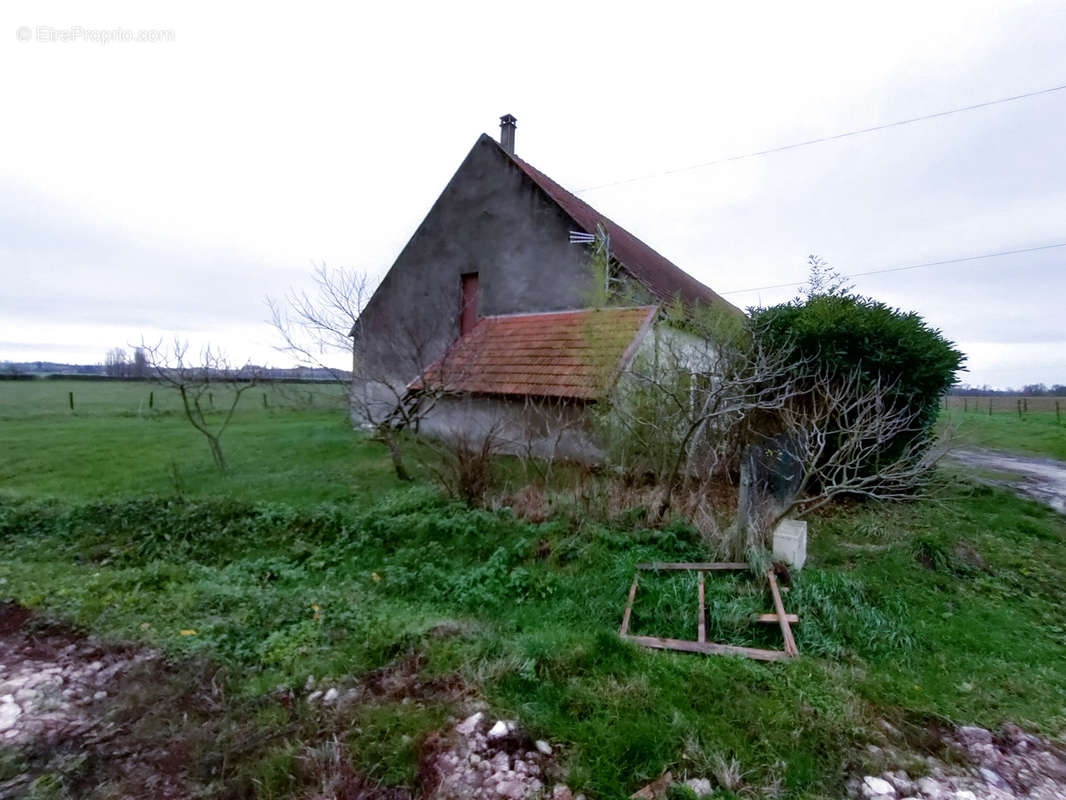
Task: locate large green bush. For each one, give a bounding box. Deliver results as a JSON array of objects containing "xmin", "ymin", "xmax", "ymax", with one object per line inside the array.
[{"xmin": 750, "ymin": 292, "xmax": 965, "ymax": 436}]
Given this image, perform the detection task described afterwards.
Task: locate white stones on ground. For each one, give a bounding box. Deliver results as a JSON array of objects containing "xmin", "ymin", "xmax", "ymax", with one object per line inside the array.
[
  {"xmin": 14, "ymin": 688, "xmax": 38, "ymax": 703},
  {"xmin": 684, "ymin": 777, "xmax": 713, "ymax": 796},
  {"xmin": 884, "ymin": 771, "xmax": 914, "ymax": 795},
  {"xmin": 957, "ymin": 726, "xmax": 993, "ymax": 743},
  {"xmin": 456, "ymin": 711, "xmax": 484, "ymax": 735},
  {"xmin": 915, "ymin": 777, "xmax": 942, "ymax": 798},
  {"xmin": 979, "ymin": 767, "xmax": 1008, "ymax": 789},
  {"xmin": 535, "ymin": 739, "xmax": 552, "ymax": 755},
  {"xmin": 551, "ymin": 788, "xmax": 573, "ymax": 800},
  {"xmin": 488, "ymin": 719, "xmax": 510, "ymax": 738},
  {"xmin": 0, "ymin": 694, "xmax": 14, "ymax": 705},
  {"xmin": 0, "ymin": 702, "xmax": 22, "ymax": 731},
  {"xmin": 323, "ymin": 688, "xmax": 339, "ymax": 704},
  {"xmin": 304, "ymin": 675, "xmax": 316, "ymax": 691},
  {"xmin": 495, "ymin": 780, "xmax": 525, "ymax": 798},
  {"xmin": 953, "ymin": 792, "xmax": 977, "ymax": 800},
  {"xmin": 306, "ymin": 690, "xmax": 322, "ymax": 704},
  {"xmin": 862, "ymin": 776, "xmax": 897, "ymax": 798},
  {"xmin": 92, "ymin": 690, "xmax": 107, "ymax": 701}
]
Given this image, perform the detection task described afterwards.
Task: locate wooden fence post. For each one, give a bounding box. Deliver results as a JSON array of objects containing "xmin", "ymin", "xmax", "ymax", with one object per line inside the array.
[
  {"xmin": 1023, "ymin": 397, "xmax": 1028, "ymax": 413},
  {"xmin": 964, "ymin": 397, "xmax": 968, "ymax": 413},
  {"xmin": 149, "ymin": 391, "xmax": 154, "ymax": 409},
  {"xmin": 1057, "ymin": 400, "xmax": 1061, "ymax": 424},
  {"xmin": 68, "ymin": 391, "xmax": 74, "ymax": 411},
  {"xmin": 1017, "ymin": 398, "xmax": 1022, "ymax": 419}
]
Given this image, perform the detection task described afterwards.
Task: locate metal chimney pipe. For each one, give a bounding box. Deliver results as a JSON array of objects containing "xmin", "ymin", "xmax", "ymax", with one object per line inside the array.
[{"xmin": 499, "ymin": 114, "xmax": 517, "ymax": 154}]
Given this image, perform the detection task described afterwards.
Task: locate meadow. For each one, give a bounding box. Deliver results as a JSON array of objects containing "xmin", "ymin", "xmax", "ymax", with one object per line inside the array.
[
  {"xmin": 942, "ymin": 400, "xmax": 1066, "ymax": 460},
  {"xmin": 1, "ymin": 380, "xmax": 1065, "ymax": 798}
]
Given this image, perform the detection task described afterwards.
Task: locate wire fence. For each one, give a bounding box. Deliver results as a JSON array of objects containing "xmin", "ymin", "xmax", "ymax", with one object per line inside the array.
[{"xmin": 944, "ymin": 395, "xmax": 1064, "ymax": 419}]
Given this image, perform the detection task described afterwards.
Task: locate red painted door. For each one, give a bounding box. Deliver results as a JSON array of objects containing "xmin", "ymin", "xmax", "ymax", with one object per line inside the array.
[{"xmin": 460, "ymin": 272, "xmax": 479, "ymax": 336}]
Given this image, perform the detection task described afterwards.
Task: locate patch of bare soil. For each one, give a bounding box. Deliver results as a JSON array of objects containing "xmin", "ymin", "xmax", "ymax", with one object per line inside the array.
[
  {"xmin": 0, "ymin": 602, "xmax": 228, "ymax": 799},
  {"xmin": 1, "ymin": 607, "xmax": 573, "ymax": 799}
]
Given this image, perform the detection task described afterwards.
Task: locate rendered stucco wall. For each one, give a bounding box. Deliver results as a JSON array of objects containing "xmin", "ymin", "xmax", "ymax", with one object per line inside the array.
[
  {"xmin": 417, "ymin": 395, "xmax": 604, "ymax": 464},
  {"xmin": 352, "ymin": 134, "xmax": 596, "ymax": 416}
]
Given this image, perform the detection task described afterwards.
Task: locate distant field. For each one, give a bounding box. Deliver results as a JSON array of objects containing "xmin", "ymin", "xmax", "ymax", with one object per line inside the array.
[
  {"xmin": 0, "ymin": 378, "xmax": 399, "ymax": 505},
  {"xmin": 942, "ymin": 402, "xmax": 1066, "ymax": 461},
  {"xmin": 0, "ymin": 378, "xmax": 346, "ymax": 420}
]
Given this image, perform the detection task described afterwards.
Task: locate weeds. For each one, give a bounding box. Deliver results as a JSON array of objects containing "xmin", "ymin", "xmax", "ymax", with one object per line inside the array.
[{"xmin": 3, "ymin": 476, "xmax": 1066, "ymax": 797}]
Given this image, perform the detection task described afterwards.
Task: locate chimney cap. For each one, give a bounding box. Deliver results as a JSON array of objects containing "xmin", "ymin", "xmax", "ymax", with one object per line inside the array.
[{"xmin": 499, "ymin": 114, "xmax": 517, "ymax": 154}]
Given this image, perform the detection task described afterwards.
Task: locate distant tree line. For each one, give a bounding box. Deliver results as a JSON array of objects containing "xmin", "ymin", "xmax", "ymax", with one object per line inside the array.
[
  {"xmin": 104, "ymin": 347, "xmax": 150, "ymax": 378},
  {"xmin": 951, "ymin": 383, "xmax": 1066, "ymax": 396}
]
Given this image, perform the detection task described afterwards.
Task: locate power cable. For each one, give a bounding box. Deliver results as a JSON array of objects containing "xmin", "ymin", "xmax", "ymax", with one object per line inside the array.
[
  {"xmin": 576, "ymin": 82, "xmax": 1066, "ymax": 193},
  {"xmin": 718, "ymin": 241, "xmax": 1066, "ymax": 295}
]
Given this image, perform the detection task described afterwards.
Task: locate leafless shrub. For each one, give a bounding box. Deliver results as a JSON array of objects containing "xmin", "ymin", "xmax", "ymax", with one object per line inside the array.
[
  {"xmin": 512, "ymin": 396, "xmax": 587, "ymax": 484},
  {"xmin": 495, "ymin": 484, "xmax": 549, "ymax": 523},
  {"xmin": 610, "ymin": 308, "xmax": 953, "ymax": 559},
  {"xmin": 430, "ymin": 425, "xmax": 502, "ymax": 506},
  {"xmin": 607, "ymin": 315, "xmax": 817, "ymax": 523}
]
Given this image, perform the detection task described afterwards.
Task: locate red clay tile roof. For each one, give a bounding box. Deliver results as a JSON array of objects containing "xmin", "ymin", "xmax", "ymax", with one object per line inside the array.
[
  {"xmin": 415, "ymin": 306, "xmax": 657, "ymax": 400},
  {"xmin": 498, "ymin": 140, "xmax": 742, "ymax": 316}
]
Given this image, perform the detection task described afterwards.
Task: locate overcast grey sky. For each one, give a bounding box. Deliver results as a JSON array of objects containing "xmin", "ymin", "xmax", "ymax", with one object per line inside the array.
[{"xmin": 2, "ymin": 1, "xmax": 1064, "ymax": 387}]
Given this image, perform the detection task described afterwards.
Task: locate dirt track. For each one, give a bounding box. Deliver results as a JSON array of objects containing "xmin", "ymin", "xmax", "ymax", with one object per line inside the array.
[{"xmin": 948, "ymin": 448, "xmax": 1066, "ymax": 513}]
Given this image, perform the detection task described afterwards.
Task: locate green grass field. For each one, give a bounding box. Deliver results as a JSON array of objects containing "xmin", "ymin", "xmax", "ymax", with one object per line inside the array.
[
  {"xmin": 2, "ymin": 381, "xmax": 1065, "ymax": 798},
  {"xmin": 943, "ymin": 407, "xmax": 1066, "ymax": 460},
  {"xmin": 0, "ymin": 380, "xmax": 393, "ymax": 505}
]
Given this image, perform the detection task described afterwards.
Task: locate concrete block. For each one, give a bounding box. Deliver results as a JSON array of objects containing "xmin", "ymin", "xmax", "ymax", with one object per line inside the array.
[{"xmin": 773, "ymin": 519, "xmax": 807, "ymax": 569}]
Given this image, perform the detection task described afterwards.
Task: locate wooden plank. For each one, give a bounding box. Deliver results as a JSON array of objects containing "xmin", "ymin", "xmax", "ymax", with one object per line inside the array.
[
  {"xmin": 636, "ymin": 562, "xmax": 749, "ymax": 571},
  {"xmin": 697, "ymin": 572, "xmax": 706, "ymax": 643},
  {"xmin": 767, "ymin": 571, "xmax": 799, "ymax": 657},
  {"xmin": 619, "ymin": 575, "xmax": 639, "ymax": 636},
  {"xmin": 624, "ymin": 634, "xmax": 791, "ymax": 662},
  {"xmin": 755, "ymin": 613, "xmax": 799, "ymax": 624}
]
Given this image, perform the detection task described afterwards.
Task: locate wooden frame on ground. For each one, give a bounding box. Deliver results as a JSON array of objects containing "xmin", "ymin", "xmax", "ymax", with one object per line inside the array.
[{"xmin": 619, "ymin": 562, "xmax": 799, "ymax": 662}]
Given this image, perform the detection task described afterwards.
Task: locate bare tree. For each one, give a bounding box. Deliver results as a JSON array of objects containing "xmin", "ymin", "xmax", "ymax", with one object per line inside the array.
[
  {"xmin": 104, "ymin": 347, "xmax": 129, "ymax": 378},
  {"xmin": 609, "ymin": 317, "xmax": 816, "ymax": 523},
  {"xmin": 268, "ymin": 262, "xmax": 462, "ymax": 481},
  {"xmin": 727, "ymin": 367, "xmax": 950, "ymax": 558},
  {"xmin": 141, "ymin": 339, "xmax": 262, "ymax": 471},
  {"xmin": 609, "ymin": 313, "xmax": 951, "ymax": 559},
  {"xmin": 267, "ymin": 262, "xmax": 368, "ymax": 385}
]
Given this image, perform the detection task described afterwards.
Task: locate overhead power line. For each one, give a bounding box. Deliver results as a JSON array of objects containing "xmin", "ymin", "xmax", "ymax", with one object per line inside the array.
[
  {"xmin": 719, "ymin": 241, "xmax": 1066, "ymax": 295},
  {"xmin": 576, "ymin": 82, "xmax": 1066, "ymax": 193}
]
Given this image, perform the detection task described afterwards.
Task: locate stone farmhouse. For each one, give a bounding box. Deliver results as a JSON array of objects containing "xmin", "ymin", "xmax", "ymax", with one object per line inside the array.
[{"xmin": 351, "ymin": 115, "xmax": 740, "ymax": 459}]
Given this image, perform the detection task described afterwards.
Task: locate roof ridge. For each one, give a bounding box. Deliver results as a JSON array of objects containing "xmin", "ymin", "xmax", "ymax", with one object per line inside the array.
[{"xmin": 485, "ymin": 137, "xmax": 742, "ymax": 316}]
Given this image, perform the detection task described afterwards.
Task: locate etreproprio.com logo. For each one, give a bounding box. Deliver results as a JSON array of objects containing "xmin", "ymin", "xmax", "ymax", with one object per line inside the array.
[{"xmin": 16, "ymin": 25, "xmax": 176, "ymax": 44}]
